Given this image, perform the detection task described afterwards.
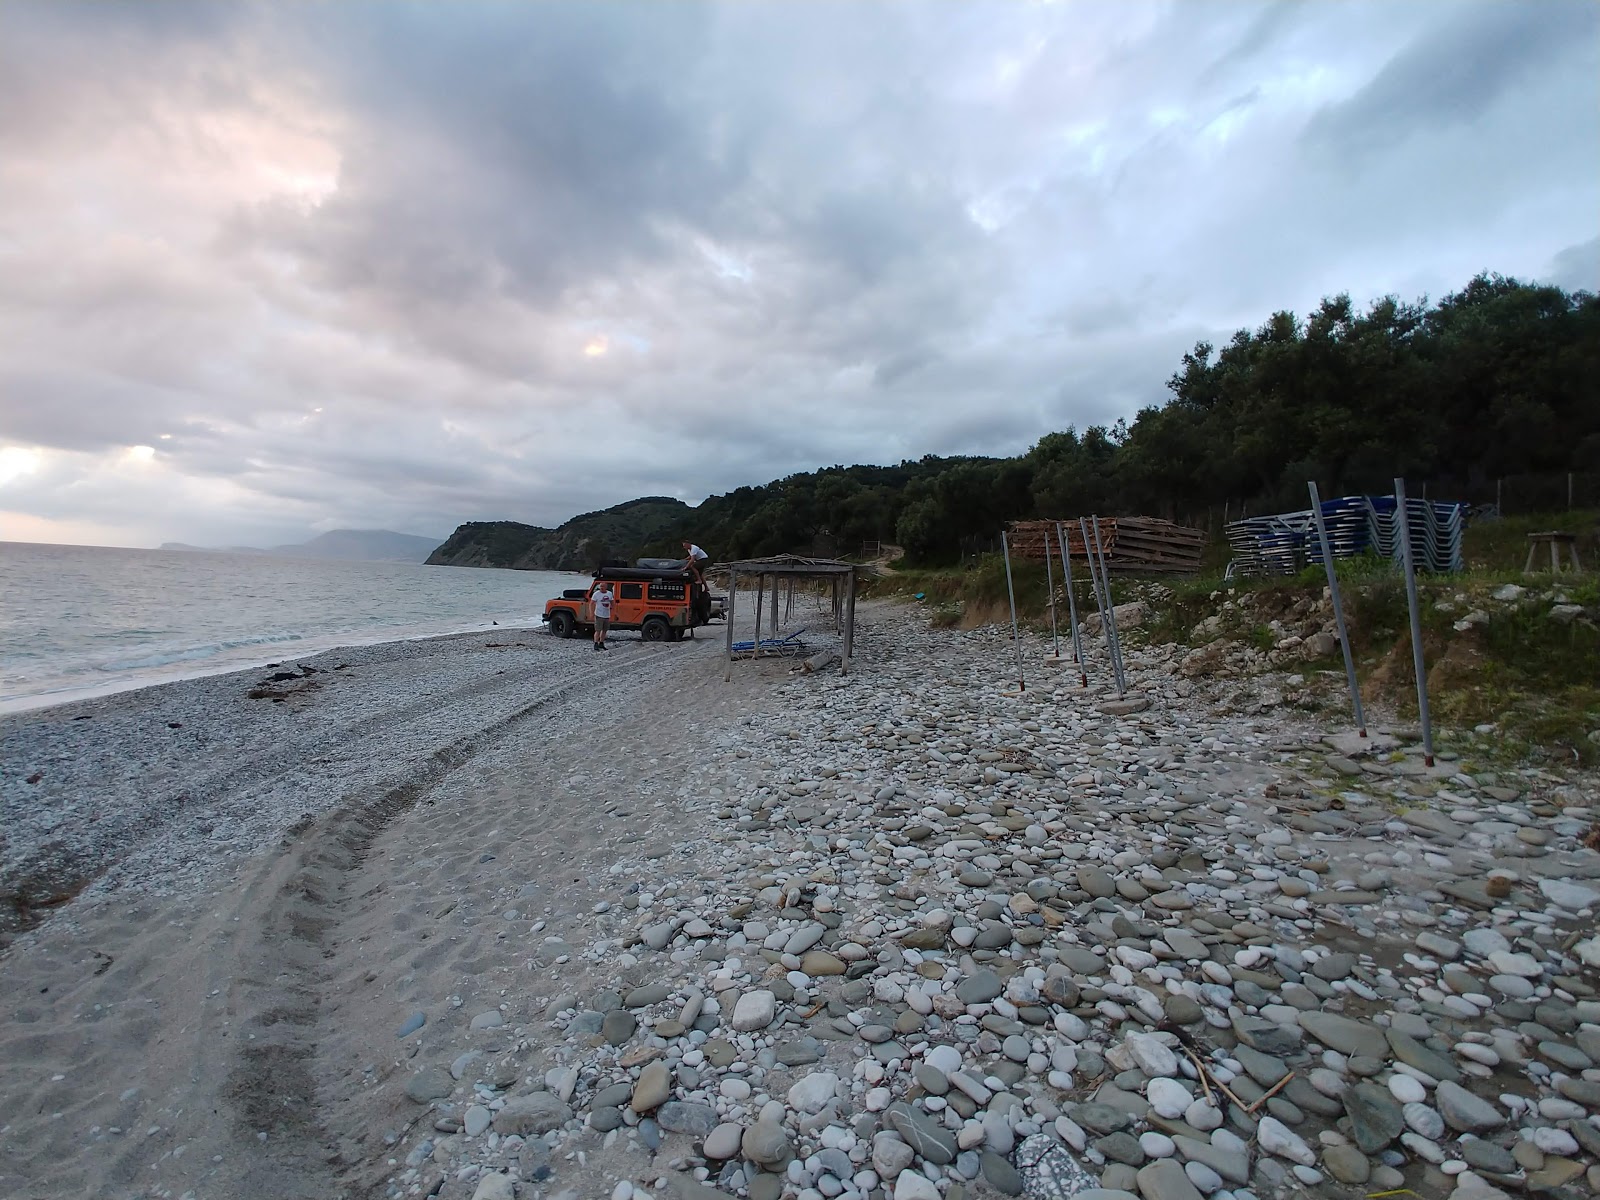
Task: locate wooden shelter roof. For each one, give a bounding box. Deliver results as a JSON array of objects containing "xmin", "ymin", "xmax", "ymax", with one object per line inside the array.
[{"xmin": 720, "ymin": 555, "xmax": 859, "ymax": 576}]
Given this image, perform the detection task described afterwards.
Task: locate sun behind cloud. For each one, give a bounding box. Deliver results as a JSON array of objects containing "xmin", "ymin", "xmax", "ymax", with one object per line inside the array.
[{"xmin": 583, "ymin": 336, "xmax": 609, "ymax": 358}]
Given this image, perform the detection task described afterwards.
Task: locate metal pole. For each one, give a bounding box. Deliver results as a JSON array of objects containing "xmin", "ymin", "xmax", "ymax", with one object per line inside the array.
[
  {"xmin": 1394, "ymin": 479, "xmax": 1434, "ymax": 766},
  {"xmin": 724, "ymin": 570, "xmax": 737, "ymax": 681},
  {"xmin": 1078, "ymin": 518, "xmax": 1114, "ymax": 691},
  {"xmin": 1089, "ymin": 516, "xmax": 1127, "ymax": 694},
  {"xmin": 1001, "ymin": 531, "xmax": 1025, "ymax": 691},
  {"xmin": 1056, "ymin": 522, "xmax": 1087, "ymax": 687},
  {"xmin": 1043, "ymin": 525, "xmax": 1061, "ymax": 659},
  {"xmin": 1308, "ymin": 482, "xmax": 1366, "ymax": 738}
]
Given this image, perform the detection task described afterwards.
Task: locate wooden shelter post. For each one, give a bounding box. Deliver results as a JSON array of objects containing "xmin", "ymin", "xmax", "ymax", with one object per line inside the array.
[
  {"xmin": 842, "ymin": 567, "xmax": 857, "ymax": 674},
  {"xmin": 724, "ymin": 569, "xmax": 738, "ymax": 682},
  {"xmin": 753, "ymin": 574, "xmax": 766, "ymax": 658}
]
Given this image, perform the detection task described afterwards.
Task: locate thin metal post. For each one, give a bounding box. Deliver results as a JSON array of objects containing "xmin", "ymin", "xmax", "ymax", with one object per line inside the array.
[
  {"xmin": 1394, "ymin": 479, "xmax": 1434, "ymax": 766},
  {"xmin": 1001, "ymin": 531, "xmax": 1025, "ymax": 691},
  {"xmin": 1308, "ymin": 482, "xmax": 1366, "ymax": 737},
  {"xmin": 1078, "ymin": 518, "xmax": 1114, "ymax": 691},
  {"xmin": 724, "ymin": 570, "xmax": 738, "ymax": 681},
  {"xmin": 1056, "ymin": 522, "xmax": 1087, "ymax": 687},
  {"xmin": 842, "ymin": 569, "xmax": 856, "ymax": 674},
  {"xmin": 1569, "ymin": 472, "xmax": 1575, "ymax": 511},
  {"xmin": 1089, "ymin": 516, "xmax": 1127, "ymax": 694},
  {"xmin": 1496, "ymin": 477, "xmax": 1502, "ymax": 517},
  {"xmin": 1043, "ymin": 525, "xmax": 1061, "ymax": 659}
]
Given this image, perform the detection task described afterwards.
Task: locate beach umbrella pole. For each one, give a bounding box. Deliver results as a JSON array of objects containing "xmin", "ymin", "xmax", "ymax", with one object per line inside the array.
[
  {"xmin": 1089, "ymin": 516, "xmax": 1127, "ymax": 695},
  {"xmin": 1056, "ymin": 521, "xmax": 1087, "ymax": 686},
  {"xmin": 1078, "ymin": 517, "xmax": 1116, "ymax": 693},
  {"xmin": 1001, "ymin": 531, "xmax": 1025, "ymax": 692},
  {"xmin": 1043, "ymin": 526, "xmax": 1061, "ymax": 659},
  {"xmin": 1307, "ymin": 481, "xmax": 1366, "ymax": 738},
  {"xmin": 1394, "ymin": 478, "xmax": 1434, "ymax": 766}
]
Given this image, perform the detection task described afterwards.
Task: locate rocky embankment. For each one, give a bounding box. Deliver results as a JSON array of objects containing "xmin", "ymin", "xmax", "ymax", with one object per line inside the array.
[{"xmin": 377, "ymin": 610, "xmax": 1600, "ymax": 1200}]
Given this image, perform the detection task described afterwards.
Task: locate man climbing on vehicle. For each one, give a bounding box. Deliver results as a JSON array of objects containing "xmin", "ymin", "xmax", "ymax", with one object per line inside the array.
[
  {"xmin": 682, "ymin": 541, "xmax": 710, "ymax": 581},
  {"xmin": 682, "ymin": 541, "xmax": 711, "ymax": 623}
]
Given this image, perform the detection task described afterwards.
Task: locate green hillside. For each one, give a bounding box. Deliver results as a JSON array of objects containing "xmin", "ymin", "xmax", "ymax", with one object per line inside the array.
[{"xmin": 426, "ymin": 498, "xmax": 692, "ymax": 571}]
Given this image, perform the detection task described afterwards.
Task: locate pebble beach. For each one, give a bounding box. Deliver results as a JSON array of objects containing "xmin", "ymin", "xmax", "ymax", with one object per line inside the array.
[{"xmin": 2, "ymin": 601, "xmax": 1598, "ymax": 1200}]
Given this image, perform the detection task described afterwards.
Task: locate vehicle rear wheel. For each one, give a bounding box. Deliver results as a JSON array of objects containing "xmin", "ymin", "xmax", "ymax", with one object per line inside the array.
[
  {"xmin": 549, "ymin": 610, "xmax": 574, "ymax": 638},
  {"xmin": 641, "ymin": 616, "xmax": 670, "ymax": 642}
]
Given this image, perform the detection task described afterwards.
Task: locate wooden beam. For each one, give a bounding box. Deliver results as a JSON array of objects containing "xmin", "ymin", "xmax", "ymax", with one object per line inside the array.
[
  {"xmin": 842, "ymin": 568, "xmax": 857, "ymax": 674},
  {"xmin": 753, "ymin": 574, "xmax": 765, "ymax": 658}
]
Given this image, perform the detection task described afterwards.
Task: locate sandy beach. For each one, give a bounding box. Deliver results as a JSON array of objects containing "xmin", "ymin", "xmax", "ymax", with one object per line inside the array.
[{"xmin": 2, "ymin": 602, "xmax": 1598, "ymax": 1200}]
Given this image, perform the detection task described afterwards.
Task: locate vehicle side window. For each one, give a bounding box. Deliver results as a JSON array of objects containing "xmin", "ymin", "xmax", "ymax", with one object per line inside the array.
[
  {"xmin": 620, "ymin": 583, "xmax": 642, "ymax": 600},
  {"xmin": 648, "ymin": 582, "xmax": 685, "ymax": 601}
]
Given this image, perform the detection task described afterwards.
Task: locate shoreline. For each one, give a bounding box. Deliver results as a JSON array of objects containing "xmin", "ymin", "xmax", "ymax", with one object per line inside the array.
[
  {"xmin": 0, "ymin": 613, "xmax": 555, "ymax": 717},
  {"xmin": 1, "ymin": 619, "xmax": 704, "ymax": 942},
  {"xmin": 2, "ymin": 603, "xmax": 1598, "ymax": 1200}
]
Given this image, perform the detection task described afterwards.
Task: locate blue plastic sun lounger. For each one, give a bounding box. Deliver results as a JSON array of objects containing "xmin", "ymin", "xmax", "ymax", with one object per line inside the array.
[{"xmin": 732, "ymin": 628, "xmax": 808, "ymax": 653}]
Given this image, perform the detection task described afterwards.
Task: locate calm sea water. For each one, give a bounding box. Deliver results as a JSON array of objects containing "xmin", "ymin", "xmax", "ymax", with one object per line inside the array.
[{"xmin": 0, "ymin": 542, "xmax": 585, "ymax": 712}]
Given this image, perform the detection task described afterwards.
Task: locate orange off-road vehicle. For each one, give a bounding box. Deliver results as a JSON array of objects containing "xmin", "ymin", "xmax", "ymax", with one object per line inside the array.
[{"xmin": 541, "ymin": 565, "xmax": 724, "ymax": 642}]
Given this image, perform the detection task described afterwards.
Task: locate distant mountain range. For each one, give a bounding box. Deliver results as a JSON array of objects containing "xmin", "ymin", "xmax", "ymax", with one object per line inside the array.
[{"xmin": 159, "ymin": 529, "xmax": 444, "ymax": 563}]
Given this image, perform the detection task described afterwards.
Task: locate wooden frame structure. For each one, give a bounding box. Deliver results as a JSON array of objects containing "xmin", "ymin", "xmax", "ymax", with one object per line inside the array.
[{"xmin": 719, "ymin": 555, "xmax": 859, "ymax": 681}]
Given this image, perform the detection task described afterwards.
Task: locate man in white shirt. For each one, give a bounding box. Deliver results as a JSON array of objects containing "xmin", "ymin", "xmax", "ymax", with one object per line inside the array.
[
  {"xmin": 682, "ymin": 541, "xmax": 710, "ymax": 583},
  {"xmin": 591, "ymin": 582, "xmax": 614, "ymax": 651}
]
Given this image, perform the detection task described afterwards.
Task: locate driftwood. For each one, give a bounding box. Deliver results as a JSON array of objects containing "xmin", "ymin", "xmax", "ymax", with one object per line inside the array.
[{"xmin": 802, "ymin": 649, "xmax": 840, "ymax": 674}]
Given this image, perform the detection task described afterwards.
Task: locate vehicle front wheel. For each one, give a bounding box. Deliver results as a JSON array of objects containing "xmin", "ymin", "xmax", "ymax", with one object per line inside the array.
[
  {"xmin": 641, "ymin": 617, "xmax": 670, "ymax": 642},
  {"xmin": 549, "ymin": 610, "xmax": 574, "ymax": 638}
]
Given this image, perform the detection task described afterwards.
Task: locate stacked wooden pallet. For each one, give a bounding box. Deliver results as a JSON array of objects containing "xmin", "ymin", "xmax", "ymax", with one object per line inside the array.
[{"xmin": 1006, "ymin": 517, "xmax": 1206, "ymax": 574}]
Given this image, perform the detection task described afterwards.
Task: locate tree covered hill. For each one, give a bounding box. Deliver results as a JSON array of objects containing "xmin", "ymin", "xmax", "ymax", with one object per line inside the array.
[
  {"xmin": 429, "ymin": 273, "xmax": 1599, "ymax": 570},
  {"xmin": 426, "ymin": 498, "xmax": 692, "ymax": 570}
]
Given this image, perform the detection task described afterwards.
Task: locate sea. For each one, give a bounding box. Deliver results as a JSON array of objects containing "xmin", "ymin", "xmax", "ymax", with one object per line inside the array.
[{"xmin": 0, "ymin": 542, "xmax": 586, "ymax": 713}]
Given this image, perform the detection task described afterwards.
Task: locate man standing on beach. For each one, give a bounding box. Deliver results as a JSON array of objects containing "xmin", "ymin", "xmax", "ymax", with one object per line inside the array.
[{"xmin": 591, "ymin": 582, "xmax": 614, "ymax": 651}]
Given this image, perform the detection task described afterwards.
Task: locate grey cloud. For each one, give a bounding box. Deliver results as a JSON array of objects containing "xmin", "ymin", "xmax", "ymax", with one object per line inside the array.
[
  {"xmin": 1, "ymin": 1, "xmax": 1596, "ymax": 547},
  {"xmin": 1547, "ymin": 237, "xmax": 1600, "ymax": 294},
  {"xmin": 1302, "ymin": 1, "xmax": 1598, "ymax": 156}
]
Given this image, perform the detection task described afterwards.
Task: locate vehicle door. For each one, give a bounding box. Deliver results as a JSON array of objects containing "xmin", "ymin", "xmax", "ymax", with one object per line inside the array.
[{"xmin": 615, "ymin": 581, "xmax": 645, "ymax": 625}]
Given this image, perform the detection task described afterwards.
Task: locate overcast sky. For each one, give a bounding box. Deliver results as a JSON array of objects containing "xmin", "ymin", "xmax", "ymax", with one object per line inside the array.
[{"xmin": 1, "ymin": 1, "xmax": 1596, "ymax": 548}]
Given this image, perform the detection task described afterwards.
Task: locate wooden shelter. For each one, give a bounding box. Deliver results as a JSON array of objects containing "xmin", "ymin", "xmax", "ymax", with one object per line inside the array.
[{"xmin": 718, "ymin": 555, "xmax": 860, "ymax": 680}]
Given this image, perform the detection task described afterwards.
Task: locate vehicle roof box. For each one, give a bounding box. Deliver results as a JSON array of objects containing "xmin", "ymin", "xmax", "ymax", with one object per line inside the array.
[
  {"xmin": 591, "ymin": 565, "xmax": 692, "ymax": 582},
  {"xmin": 636, "ymin": 557, "xmax": 689, "ymax": 570}
]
